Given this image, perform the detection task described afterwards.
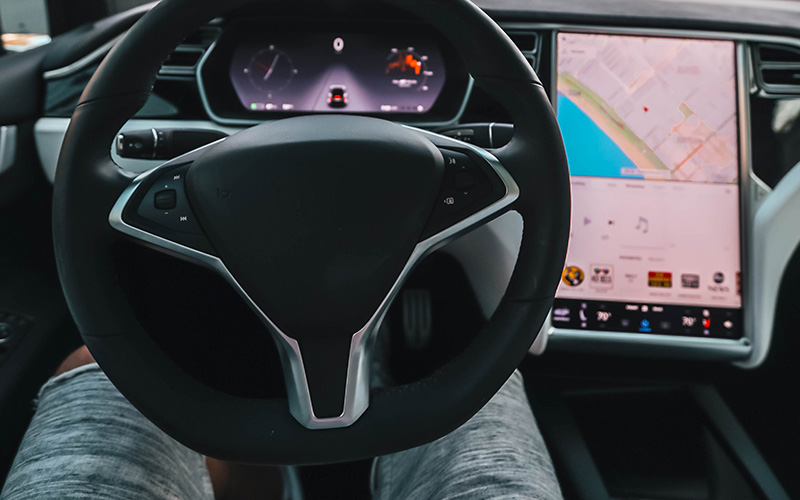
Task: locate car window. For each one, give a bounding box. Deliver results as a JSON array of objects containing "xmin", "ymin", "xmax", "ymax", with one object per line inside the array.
[{"xmin": 0, "ymin": 0, "xmax": 153, "ymax": 53}]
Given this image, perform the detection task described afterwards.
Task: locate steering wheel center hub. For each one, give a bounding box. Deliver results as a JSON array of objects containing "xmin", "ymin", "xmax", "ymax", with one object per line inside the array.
[{"xmin": 186, "ymin": 115, "xmax": 444, "ymax": 339}]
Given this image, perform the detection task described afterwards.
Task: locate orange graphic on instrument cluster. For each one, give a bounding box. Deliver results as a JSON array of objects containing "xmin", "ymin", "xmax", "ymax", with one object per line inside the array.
[{"xmin": 387, "ymin": 53, "xmax": 422, "ymax": 75}]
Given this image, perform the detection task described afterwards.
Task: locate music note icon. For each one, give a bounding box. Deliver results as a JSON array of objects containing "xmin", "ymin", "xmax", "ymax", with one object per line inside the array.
[{"xmin": 635, "ymin": 216, "xmax": 649, "ymax": 234}]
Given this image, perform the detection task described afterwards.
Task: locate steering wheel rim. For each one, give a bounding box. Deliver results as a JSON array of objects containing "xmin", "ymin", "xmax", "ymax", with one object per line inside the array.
[{"xmin": 52, "ymin": 0, "xmax": 570, "ymax": 464}]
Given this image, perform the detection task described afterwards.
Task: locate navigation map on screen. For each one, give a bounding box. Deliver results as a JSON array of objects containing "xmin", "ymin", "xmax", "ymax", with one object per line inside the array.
[
  {"xmin": 557, "ymin": 33, "xmax": 738, "ymax": 183},
  {"xmin": 553, "ymin": 33, "xmax": 742, "ymax": 339}
]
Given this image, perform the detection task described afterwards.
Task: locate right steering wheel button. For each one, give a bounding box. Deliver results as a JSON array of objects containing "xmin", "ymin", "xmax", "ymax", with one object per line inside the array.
[{"xmin": 454, "ymin": 172, "xmax": 475, "ymax": 191}]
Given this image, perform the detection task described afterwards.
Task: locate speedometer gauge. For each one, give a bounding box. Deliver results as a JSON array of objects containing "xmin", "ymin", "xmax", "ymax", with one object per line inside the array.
[
  {"xmin": 244, "ymin": 45, "xmax": 298, "ymax": 95},
  {"xmin": 385, "ymin": 47, "xmax": 433, "ymax": 91}
]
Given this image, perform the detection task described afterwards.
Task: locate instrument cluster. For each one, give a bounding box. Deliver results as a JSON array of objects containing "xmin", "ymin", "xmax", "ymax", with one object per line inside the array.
[{"xmin": 198, "ymin": 21, "xmax": 470, "ymax": 124}]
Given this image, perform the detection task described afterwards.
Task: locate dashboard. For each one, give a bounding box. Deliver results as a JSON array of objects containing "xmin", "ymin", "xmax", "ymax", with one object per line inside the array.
[{"xmin": 33, "ymin": 3, "xmax": 800, "ymax": 369}]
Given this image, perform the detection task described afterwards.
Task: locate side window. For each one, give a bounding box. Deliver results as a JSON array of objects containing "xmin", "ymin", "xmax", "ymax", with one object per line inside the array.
[
  {"xmin": 0, "ymin": 0, "xmax": 50, "ymax": 35},
  {"xmin": 49, "ymin": 0, "xmax": 154, "ymax": 35},
  {"xmin": 0, "ymin": 0, "xmax": 152, "ymax": 53},
  {"xmin": 0, "ymin": 0, "xmax": 50, "ymax": 53}
]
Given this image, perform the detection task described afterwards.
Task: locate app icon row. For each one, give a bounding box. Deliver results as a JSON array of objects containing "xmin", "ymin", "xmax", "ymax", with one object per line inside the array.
[{"xmin": 561, "ymin": 265, "xmax": 735, "ymax": 292}]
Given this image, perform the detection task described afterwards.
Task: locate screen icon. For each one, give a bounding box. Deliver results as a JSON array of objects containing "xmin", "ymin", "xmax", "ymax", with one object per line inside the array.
[
  {"xmin": 648, "ymin": 271, "xmax": 672, "ymax": 288},
  {"xmin": 562, "ymin": 266, "xmax": 585, "ymax": 287},
  {"xmin": 713, "ymin": 272, "xmax": 725, "ymax": 284},
  {"xmin": 681, "ymin": 273, "xmax": 700, "ymax": 288},
  {"xmin": 635, "ymin": 216, "xmax": 649, "ymax": 234},
  {"xmin": 590, "ymin": 265, "xmax": 614, "ymax": 289},
  {"xmin": 328, "ymin": 85, "xmax": 349, "ymax": 107},
  {"xmin": 553, "ymin": 307, "xmax": 571, "ymax": 323},
  {"xmin": 639, "ymin": 319, "xmax": 652, "ymax": 332}
]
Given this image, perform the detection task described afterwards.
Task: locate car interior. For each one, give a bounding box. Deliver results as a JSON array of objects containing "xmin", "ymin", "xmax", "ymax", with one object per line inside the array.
[{"xmin": 1, "ymin": 0, "xmax": 799, "ymax": 498}]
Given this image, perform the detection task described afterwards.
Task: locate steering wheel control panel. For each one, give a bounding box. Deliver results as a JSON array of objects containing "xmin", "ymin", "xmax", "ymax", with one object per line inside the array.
[
  {"xmin": 198, "ymin": 20, "xmax": 471, "ymax": 124},
  {"xmin": 421, "ymin": 148, "xmax": 506, "ymax": 240},
  {"xmin": 122, "ymin": 164, "xmax": 216, "ymax": 255}
]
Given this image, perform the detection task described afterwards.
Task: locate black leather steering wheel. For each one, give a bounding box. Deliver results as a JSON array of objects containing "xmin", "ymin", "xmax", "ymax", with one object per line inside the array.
[{"xmin": 52, "ymin": 0, "xmax": 570, "ymax": 465}]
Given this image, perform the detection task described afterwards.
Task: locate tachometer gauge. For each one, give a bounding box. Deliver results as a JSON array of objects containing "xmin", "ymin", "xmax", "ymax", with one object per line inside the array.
[
  {"xmin": 385, "ymin": 47, "xmax": 433, "ymax": 91},
  {"xmin": 244, "ymin": 45, "xmax": 298, "ymax": 95}
]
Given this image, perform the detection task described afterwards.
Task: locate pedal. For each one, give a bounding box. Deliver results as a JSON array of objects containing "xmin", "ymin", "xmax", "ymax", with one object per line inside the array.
[{"xmin": 401, "ymin": 289, "xmax": 432, "ymax": 350}]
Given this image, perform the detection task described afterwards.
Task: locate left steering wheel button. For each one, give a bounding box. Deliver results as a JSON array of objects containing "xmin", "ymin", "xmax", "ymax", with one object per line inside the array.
[
  {"xmin": 135, "ymin": 164, "xmax": 204, "ymax": 235},
  {"xmin": 154, "ymin": 189, "xmax": 178, "ymax": 210}
]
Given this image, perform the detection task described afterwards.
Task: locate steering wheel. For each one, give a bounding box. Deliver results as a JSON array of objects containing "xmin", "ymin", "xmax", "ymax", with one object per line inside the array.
[{"xmin": 52, "ymin": 0, "xmax": 570, "ymax": 464}]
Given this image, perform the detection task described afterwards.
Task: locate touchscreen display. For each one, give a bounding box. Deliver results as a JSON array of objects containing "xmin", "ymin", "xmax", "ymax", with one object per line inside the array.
[
  {"xmin": 554, "ymin": 33, "xmax": 742, "ymax": 339},
  {"xmin": 229, "ymin": 32, "xmax": 446, "ymax": 114}
]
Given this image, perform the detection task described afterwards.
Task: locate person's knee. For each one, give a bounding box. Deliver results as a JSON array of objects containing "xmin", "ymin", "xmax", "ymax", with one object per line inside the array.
[{"xmin": 53, "ymin": 346, "xmax": 96, "ymax": 377}]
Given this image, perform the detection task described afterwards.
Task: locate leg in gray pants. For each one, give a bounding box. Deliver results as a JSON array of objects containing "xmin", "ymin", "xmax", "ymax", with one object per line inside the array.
[{"xmin": 0, "ymin": 364, "xmax": 562, "ymax": 500}]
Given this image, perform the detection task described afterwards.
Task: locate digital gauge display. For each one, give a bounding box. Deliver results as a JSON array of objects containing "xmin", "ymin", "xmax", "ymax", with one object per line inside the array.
[{"xmin": 229, "ymin": 31, "xmax": 447, "ymax": 114}]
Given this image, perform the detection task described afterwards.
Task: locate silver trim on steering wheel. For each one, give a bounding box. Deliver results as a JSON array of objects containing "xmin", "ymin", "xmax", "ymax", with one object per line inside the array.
[{"xmin": 108, "ymin": 128, "xmax": 519, "ymax": 430}]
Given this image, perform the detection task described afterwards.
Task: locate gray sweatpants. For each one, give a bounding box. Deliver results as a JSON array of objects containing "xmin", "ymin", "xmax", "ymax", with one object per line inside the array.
[{"xmin": 0, "ymin": 364, "xmax": 562, "ymax": 500}]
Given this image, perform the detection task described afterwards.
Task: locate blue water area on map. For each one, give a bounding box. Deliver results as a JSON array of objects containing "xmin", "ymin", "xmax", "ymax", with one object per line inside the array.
[{"xmin": 557, "ymin": 92, "xmax": 643, "ymax": 179}]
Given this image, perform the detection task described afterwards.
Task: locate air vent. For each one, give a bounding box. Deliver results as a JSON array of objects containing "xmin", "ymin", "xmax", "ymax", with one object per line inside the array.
[
  {"xmin": 160, "ymin": 25, "xmax": 221, "ymax": 77},
  {"xmin": 754, "ymin": 43, "xmax": 800, "ymax": 94},
  {"xmin": 506, "ymin": 30, "xmax": 541, "ymax": 71},
  {"xmin": 509, "ymin": 32, "xmax": 539, "ymax": 53}
]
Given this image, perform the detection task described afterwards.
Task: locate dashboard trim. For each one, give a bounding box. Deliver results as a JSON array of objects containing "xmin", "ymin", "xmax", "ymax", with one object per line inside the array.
[
  {"xmin": 43, "ymin": 35, "xmax": 122, "ymax": 81},
  {"xmin": 749, "ymin": 159, "xmax": 800, "ymax": 368},
  {"xmin": 0, "ymin": 125, "xmax": 17, "ymax": 176}
]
